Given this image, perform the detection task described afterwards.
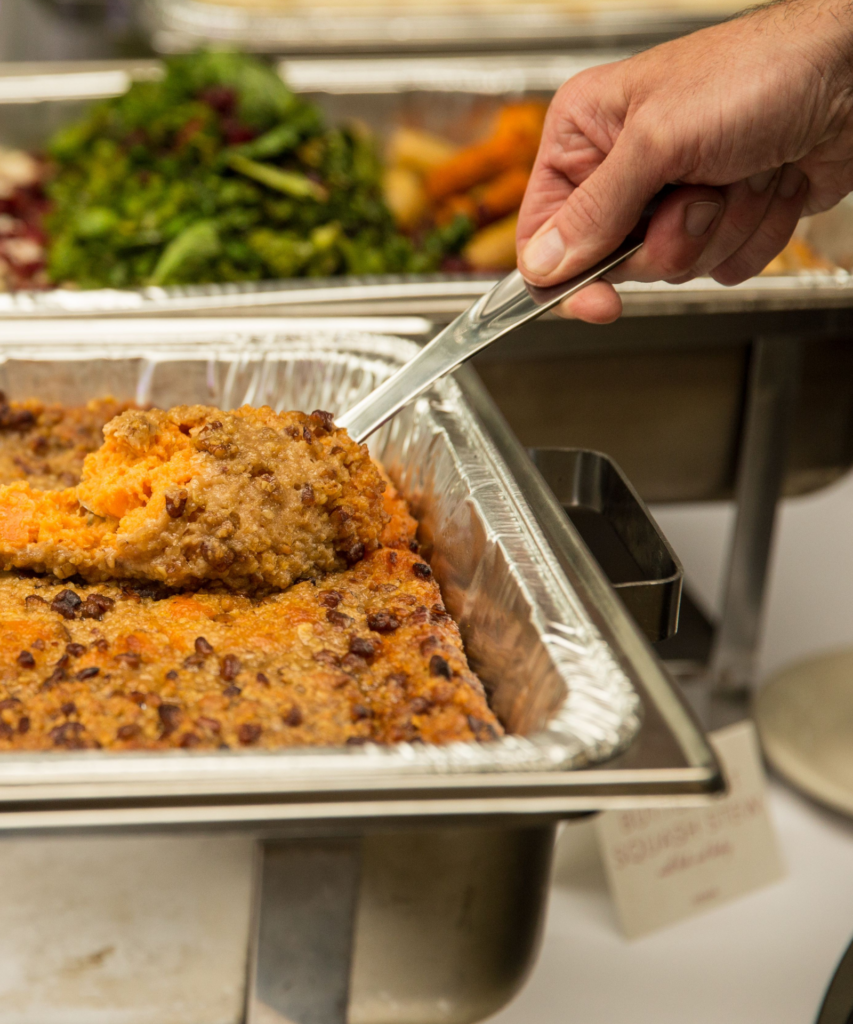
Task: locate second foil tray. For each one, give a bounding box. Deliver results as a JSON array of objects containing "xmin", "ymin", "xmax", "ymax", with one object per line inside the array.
[{"xmin": 0, "ymin": 56, "xmax": 850, "ymax": 320}]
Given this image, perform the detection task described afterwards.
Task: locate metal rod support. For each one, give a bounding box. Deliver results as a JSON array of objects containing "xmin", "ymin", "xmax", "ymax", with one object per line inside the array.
[
  {"xmin": 245, "ymin": 839, "xmax": 361, "ymax": 1024},
  {"xmin": 710, "ymin": 335, "xmax": 802, "ymax": 697}
]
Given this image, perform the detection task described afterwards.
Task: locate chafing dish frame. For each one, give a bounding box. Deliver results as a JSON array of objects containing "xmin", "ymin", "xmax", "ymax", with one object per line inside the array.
[{"xmin": 0, "ymin": 319, "xmax": 721, "ymax": 832}]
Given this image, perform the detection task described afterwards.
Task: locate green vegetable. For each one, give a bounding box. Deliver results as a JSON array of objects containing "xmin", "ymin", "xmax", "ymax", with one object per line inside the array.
[
  {"xmin": 150, "ymin": 220, "xmax": 221, "ymax": 285},
  {"xmin": 43, "ymin": 52, "xmax": 469, "ymax": 289},
  {"xmin": 225, "ymin": 153, "xmax": 328, "ymax": 201}
]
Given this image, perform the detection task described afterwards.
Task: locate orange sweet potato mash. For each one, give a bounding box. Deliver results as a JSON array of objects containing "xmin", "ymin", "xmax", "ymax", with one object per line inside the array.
[
  {"xmin": 0, "ymin": 404, "xmax": 388, "ymax": 591},
  {"xmin": 0, "ymin": 397, "xmax": 503, "ymax": 749}
]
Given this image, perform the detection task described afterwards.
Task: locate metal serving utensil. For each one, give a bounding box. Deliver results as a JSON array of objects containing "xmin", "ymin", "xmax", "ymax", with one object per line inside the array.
[{"xmin": 337, "ymin": 237, "xmax": 642, "ymax": 443}]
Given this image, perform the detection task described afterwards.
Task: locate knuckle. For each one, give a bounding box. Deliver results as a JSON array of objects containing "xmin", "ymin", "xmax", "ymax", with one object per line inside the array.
[
  {"xmin": 656, "ymin": 248, "xmax": 696, "ymax": 280},
  {"xmin": 559, "ymin": 186, "xmax": 607, "ymax": 237}
]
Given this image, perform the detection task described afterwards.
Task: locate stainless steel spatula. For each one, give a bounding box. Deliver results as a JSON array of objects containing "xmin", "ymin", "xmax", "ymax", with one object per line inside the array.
[{"xmin": 337, "ymin": 237, "xmax": 642, "ymax": 443}]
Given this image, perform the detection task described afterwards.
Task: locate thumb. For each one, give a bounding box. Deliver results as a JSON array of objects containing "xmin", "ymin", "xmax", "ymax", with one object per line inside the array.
[{"xmin": 518, "ymin": 131, "xmax": 662, "ymax": 286}]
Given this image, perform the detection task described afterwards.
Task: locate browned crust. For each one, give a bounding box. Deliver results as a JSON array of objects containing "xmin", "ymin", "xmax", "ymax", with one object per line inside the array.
[
  {"xmin": 0, "ymin": 405, "xmax": 389, "ymax": 591},
  {"xmin": 0, "ymin": 394, "xmax": 134, "ymax": 491},
  {"xmin": 0, "ymin": 548, "xmax": 502, "ymax": 750}
]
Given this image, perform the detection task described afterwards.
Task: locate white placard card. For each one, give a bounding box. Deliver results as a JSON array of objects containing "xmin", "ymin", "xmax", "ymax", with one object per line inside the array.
[{"xmin": 595, "ymin": 720, "xmax": 786, "ymax": 939}]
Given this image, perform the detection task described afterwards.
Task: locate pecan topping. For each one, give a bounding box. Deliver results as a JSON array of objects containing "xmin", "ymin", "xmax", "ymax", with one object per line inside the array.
[
  {"xmin": 220, "ymin": 654, "xmax": 241, "ymax": 681},
  {"xmin": 80, "ymin": 594, "xmax": 114, "ymax": 621},
  {"xmin": 343, "ymin": 542, "xmax": 365, "ymax": 567},
  {"xmin": 283, "ymin": 705, "xmax": 303, "ymax": 727},
  {"xmin": 429, "ymin": 655, "xmax": 451, "ymax": 679},
  {"xmin": 165, "ymin": 489, "xmax": 188, "ymax": 519},
  {"xmin": 310, "ymin": 409, "xmax": 335, "ymax": 433},
  {"xmin": 158, "ymin": 703, "xmax": 182, "ymax": 734},
  {"xmin": 194, "ymin": 636, "xmax": 214, "ymax": 656},
  {"xmin": 367, "ymin": 611, "xmax": 400, "ymax": 634},
  {"xmin": 51, "ymin": 590, "xmax": 82, "ymax": 619},
  {"xmin": 238, "ymin": 723, "xmax": 261, "ymax": 745},
  {"xmin": 349, "ymin": 636, "xmax": 376, "ymax": 660},
  {"xmin": 50, "ymin": 721, "xmax": 86, "ymax": 748}
]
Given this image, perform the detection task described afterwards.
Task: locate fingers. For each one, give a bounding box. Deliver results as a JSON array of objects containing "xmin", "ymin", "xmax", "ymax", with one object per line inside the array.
[
  {"xmin": 518, "ymin": 128, "xmax": 663, "ymax": 287},
  {"xmin": 682, "ymin": 174, "xmax": 781, "ymax": 279},
  {"xmin": 557, "ymin": 280, "xmax": 623, "ymax": 323},
  {"xmin": 516, "ymin": 160, "xmax": 573, "ymax": 256},
  {"xmin": 550, "ymin": 170, "xmax": 807, "ymax": 323},
  {"xmin": 713, "ymin": 166, "xmax": 809, "ymax": 284},
  {"xmin": 552, "ymin": 185, "xmax": 723, "ymax": 323},
  {"xmin": 605, "ymin": 185, "xmax": 725, "ymax": 284}
]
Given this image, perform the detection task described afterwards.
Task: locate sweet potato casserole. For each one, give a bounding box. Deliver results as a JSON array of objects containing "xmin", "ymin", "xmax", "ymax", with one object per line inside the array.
[{"xmin": 0, "ymin": 396, "xmax": 502, "ymax": 750}]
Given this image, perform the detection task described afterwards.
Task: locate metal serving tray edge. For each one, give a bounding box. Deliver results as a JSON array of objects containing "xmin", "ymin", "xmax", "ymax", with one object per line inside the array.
[
  {"xmin": 0, "ymin": 57, "xmax": 848, "ymax": 320},
  {"xmin": 0, "ymin": 319, "xmax": 720, "ymax": 830},
  {"xmin": 146, "ymin": 0, "xmax": 735, "ymax": 53}
]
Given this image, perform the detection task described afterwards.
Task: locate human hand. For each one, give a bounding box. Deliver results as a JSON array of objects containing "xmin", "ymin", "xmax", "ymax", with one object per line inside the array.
[{"xmin": 517, "ymin": 0, "xmax": 853, "ymax": 322}]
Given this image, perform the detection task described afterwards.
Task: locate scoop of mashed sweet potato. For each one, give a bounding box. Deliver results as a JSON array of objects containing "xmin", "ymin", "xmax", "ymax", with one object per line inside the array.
[{"xmin": 0, "ymin": 404, "xmax": 388, "ymax": 590}]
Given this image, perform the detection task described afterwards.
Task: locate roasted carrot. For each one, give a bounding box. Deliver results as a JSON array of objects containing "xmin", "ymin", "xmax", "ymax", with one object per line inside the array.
[
  {"xmin": 493, "ymin": 101, "xmax": 548, "ymax": 144},
  {"xmin": 474, "ymin": 166, "xmax": 530, "ymax": 224},
  {"xmin": 425, "ymin": 101, "xmax": 547, "ymax": 201}
]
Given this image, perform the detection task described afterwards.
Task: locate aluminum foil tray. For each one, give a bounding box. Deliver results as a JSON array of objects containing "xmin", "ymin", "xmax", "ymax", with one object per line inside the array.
[
  {"xmin": 0, "ymin": 57, "xmax": 850, "ymax": 320},
  {"xmin": 0, "ymin": 319, "xmax": 720, "ymax": 829},
  {"xmin": 0, "ymin": 322, "xmax": 635, "ymax": 816},
  {"xmin": 145, "ymin": 0, "xmax": 738, "ymax": 53}
]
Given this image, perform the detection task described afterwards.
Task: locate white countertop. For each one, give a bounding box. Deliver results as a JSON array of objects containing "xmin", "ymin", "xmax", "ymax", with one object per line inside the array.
[{"xmin": 492, "ymin": 470, "xmax": 853, "ymax": 1024}]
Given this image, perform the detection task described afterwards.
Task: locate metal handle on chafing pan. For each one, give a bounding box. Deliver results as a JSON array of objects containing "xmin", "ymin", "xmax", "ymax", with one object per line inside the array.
[{"xmin": 528, "ymin": 448, "xmax": 683, "ymax": 643}]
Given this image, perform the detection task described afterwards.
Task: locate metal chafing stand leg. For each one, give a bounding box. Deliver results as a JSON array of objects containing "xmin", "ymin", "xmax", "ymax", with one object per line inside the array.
[
  {"xmin": 703, "ymin": 335, "xmax": 802, "ymax": 725},
  {"xmin": 245, "ymin": 839, "xmax": 361, "ymax": 1024}
]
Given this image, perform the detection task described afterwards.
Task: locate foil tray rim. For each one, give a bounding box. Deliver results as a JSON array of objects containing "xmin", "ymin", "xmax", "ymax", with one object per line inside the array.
[{"xmin": 1, "ymin": 271, "xmax": 851, "ymax": 319}]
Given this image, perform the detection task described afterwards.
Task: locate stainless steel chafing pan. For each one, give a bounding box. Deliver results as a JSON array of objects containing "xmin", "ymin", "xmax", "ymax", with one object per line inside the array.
[
  {"xmin": 0, "ymin": 56, "xmax": 852, "ymax": 320},
  {"xmin": 0, "ymin": 319, "xmax": 719, "ymax": 1024},
  {"xmin": 0, "ymin": 318, "xmax": 719, "ymax": 828}
]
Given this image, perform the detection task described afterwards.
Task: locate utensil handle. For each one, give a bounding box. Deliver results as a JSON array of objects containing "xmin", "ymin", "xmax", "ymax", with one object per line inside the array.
[{"xmin": 338, "ymin": 238, "xmax": 642, "ymax": 443}]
